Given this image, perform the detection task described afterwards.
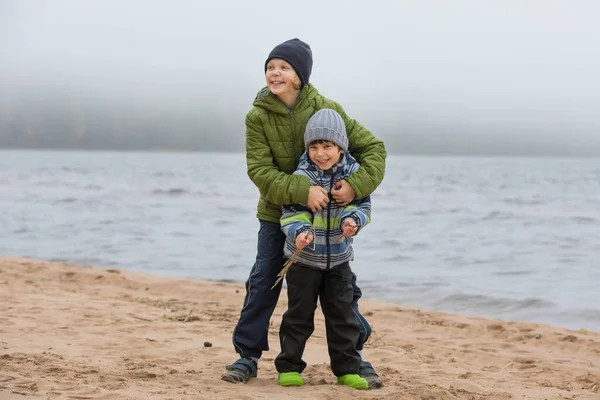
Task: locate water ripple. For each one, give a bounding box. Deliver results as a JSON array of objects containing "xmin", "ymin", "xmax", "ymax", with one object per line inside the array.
[{"xmin": 2, "ymin": 150, "xmax": 599, "ymax": 331}]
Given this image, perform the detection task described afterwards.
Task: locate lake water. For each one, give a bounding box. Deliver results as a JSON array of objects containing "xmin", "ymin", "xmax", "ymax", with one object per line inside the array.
[{"xmin": 1, "ymin": 150, "xmax": 599, "ymax": 331}]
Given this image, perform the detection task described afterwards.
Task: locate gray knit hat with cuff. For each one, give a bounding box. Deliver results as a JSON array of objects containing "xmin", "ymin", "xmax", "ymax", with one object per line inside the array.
[{"xmin": 304, "ymin": 109, "xmax": 348, "ymax": 152}]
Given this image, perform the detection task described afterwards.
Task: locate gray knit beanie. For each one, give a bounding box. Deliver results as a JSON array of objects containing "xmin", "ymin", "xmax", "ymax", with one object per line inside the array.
[{"xmin": 304, "ymin": 109, "xmax": 348, "ymax": 152}]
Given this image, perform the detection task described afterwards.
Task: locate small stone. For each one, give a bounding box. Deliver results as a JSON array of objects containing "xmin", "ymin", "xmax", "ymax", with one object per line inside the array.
[{"xmin": 203, "ymin": 341, "xmax": 213, "ymax": 347}]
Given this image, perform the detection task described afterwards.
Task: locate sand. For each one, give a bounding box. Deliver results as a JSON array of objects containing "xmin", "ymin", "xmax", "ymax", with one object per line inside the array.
[{"xmin": 0, "ymin": 257, "xmax": 598, "ymax": 400}]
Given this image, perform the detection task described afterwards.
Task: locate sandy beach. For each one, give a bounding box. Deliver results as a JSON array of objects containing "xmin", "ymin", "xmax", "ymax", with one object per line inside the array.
[{"xmin": 0, "ymin": 257, "xmax": 598, "ymax": 400}]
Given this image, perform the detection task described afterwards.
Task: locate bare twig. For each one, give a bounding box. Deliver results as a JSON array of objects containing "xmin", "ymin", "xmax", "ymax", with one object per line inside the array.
[
  {"xmin": 131, "ymin": 315, "xmax": 153, "ymax": 322},
  {"xmin": 183, "ymin": 309, "xmax": 194, "ymax": 323},
  {"xmin": 365, "ymin": 331, "xmax": 388, "ymax": 347},
  {"xmin": 271, "ymin": 224, "xmax": 315, "ymax": 289},
  {"xmin": 501, "ymin": 362, "xmax": 514, "ymax": 371}
]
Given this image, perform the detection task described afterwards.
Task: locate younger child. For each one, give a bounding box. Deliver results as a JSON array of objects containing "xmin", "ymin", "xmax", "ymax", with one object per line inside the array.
[{"xmin": 275, "ymin": 109, "xmax": 371, "ymax": 390}]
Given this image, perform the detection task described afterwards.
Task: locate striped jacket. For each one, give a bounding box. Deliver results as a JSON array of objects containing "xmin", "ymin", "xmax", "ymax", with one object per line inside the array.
[{"xmin": 280, "ymin": 151, "xmax": 371, "ymax": 270}]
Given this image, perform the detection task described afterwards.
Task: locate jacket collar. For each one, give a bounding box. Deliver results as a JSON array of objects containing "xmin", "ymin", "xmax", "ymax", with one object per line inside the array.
[
  {"xmin": 297, "ymin": 151, "xmax": 350, "ymax": 175},
  {"xmin": 253, "ymin": 84, "xmax": 319, "ymax": 114}
]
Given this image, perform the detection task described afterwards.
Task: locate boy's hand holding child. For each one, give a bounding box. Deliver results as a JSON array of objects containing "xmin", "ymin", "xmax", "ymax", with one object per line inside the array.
[{"xmin": 307, "ymin": 186, "xmax": 329, "ymax": 213}]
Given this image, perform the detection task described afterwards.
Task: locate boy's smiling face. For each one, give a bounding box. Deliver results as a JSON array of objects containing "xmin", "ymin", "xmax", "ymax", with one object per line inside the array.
[
  {"xmin": 265, "ymin": 58, "xmax": 301, "ymax": 97},
  {"xmin": 308, "ymin": 140, "xmax": 343, "ymax": 171}
]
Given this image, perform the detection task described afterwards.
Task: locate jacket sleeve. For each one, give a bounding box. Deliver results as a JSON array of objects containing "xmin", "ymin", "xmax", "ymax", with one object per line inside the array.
[
  {"xmin": 281, "ymin": 203, "xmax": 313, "ymax": 242},
  {"xmin": 328, "ymin": 102, "xmax": 387, "ymax": 199},
  {"xmin": 245, "ymin": 110, "xmax": 310, "ymax": 206},
  {"xmin": 340, "ymin": 195, "xmax": 371, "ymax": 235}
]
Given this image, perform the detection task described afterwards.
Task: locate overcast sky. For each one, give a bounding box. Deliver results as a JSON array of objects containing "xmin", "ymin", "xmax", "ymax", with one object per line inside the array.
[{"xmin": 2, "ymin": 0, "xmax": 600, "ymax": 153}]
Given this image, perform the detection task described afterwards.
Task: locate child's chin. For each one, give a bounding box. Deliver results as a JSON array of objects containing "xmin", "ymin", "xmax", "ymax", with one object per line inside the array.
[{"xmin": 269, "ymin": 85, "xmax": 285, "ymax": 94}]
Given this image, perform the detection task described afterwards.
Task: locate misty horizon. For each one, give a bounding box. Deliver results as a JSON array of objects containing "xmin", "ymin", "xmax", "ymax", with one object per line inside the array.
[{"xmin": 2, "ymin": 1, "xmax": 599, "ymax": 157}]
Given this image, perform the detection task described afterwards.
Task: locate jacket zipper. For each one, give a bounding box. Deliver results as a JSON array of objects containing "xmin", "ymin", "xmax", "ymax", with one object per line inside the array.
[
  {"xmin": 326, "ymin": 173, "xmax": 335, "ymax": 269},
  {"xmin": 289, "ymin": 109, "xmax": 297, "ymax": 161},
  {"xmin": 273, "ymin": 96, "xmax": 299, "ymax": 162}
]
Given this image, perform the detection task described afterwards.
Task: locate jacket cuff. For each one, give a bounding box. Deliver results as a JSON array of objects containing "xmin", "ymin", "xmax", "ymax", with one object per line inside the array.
[
  {"xmin": 341, "ymin": 213, "xmax": 361, "ymax": 234},
  {"xmin": 345, "ymin": 175, "xmax": 363, "ymax": 199},
  {"xmin": 294, "ymin": 225, "xmax": 312, "ymax": 239},
  {"xmin": 293, "ymin": 176, "xmax": 311, "ymax": 204}
]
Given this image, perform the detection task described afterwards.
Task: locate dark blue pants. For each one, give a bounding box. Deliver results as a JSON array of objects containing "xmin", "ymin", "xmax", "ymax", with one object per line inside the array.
[{"xmin": 232, "ymin": 220, "xmax": 371, "ymax": 360}]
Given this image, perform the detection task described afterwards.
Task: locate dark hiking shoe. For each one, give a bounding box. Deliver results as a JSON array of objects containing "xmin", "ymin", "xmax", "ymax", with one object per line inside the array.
[
  {"xmin": 221, "ymin": 358, "xmax": 257, "ymax": 383},
  {"xmin": 359, "ymin": 361, "xmax": 384, "ymax": 389}
]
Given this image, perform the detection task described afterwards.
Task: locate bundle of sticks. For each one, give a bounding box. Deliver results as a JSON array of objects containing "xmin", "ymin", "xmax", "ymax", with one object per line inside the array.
[{"xmin": 271, "ymin": 224, "xmax": 316, "ymax": 289}]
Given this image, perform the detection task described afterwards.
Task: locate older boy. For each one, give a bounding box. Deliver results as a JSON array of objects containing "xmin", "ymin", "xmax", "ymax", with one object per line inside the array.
[{"xmin": 222, "ymin": 38, "xmax": 386, "ymax": 389}]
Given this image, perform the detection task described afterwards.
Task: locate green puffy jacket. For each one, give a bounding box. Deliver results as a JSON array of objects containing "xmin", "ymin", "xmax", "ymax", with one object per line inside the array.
[{"xmin": 246, "ymin": 83, "xmax": 387, "ymax": 223}]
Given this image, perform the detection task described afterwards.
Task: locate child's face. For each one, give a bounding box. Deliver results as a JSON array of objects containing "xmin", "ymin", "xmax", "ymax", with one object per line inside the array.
[
  {"xmin": 265, "ymin": 58, "xmax": 301, "ymax": 97},
  {"xmin": 308, "ymin": 141, "xmax": 343, "ymax": 171}
]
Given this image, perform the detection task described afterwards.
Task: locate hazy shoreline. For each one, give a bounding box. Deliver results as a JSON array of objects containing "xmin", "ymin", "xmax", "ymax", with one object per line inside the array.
[{"xmin": 2, "ymin": 147, "xmax": 600, "ymax": 159}]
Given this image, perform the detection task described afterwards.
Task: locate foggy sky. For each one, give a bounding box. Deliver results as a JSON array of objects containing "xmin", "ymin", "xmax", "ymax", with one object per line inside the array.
[{"xmin": 2, "ymin": 0, "xmax": 600, "ymax": 156}]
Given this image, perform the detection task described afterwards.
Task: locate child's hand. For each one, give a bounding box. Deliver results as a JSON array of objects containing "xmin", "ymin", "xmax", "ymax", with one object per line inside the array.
[
  {"xmin": 295, "ymin": 232, "xmax": 314, "ymax": 250},
  {"xmin": 307, "ymin": 186, "xmax": 329, "ymax": 213},
  {"xmin": 342, "ymin": 218, "xmax": 358, "ymax": 237},
  {"xmin": 331, "ymin": 180, "xmax": 356, "ymax": 206}
]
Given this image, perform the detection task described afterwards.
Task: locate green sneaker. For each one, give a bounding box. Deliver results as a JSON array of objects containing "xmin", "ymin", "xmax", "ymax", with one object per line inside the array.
[
  {"xmin": 278, "ymin": 372, "xmax": 304, "ymax": 387},
  {"xmin": 337, "ymin": 374, "xmax": 368, "ymax": 390}
]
